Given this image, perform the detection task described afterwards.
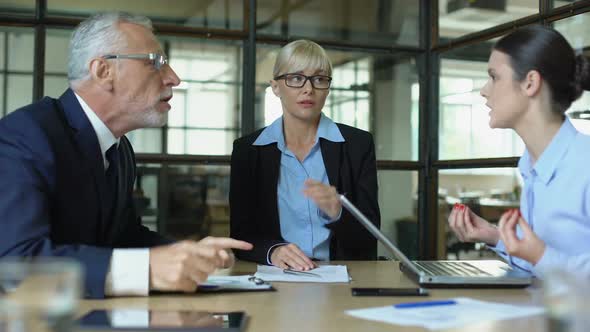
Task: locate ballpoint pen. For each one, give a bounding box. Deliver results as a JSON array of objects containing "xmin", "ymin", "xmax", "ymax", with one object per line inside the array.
[
  {"xmin": 282, "ymin": 268, "xmax": 322, "ymax": 278},
  {"xmin": 394, "ymin": 300, "xmax": 457, "ymax": 309}
]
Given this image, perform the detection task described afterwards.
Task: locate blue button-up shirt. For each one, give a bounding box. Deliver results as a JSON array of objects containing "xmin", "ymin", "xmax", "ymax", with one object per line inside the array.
[
  {"xmin": 491, "ymin": 118, "xmax": 590, "ymax": 278},
  {"xmin": 253, "ymin": 114, "xmax": 345, "ymax": 261}
]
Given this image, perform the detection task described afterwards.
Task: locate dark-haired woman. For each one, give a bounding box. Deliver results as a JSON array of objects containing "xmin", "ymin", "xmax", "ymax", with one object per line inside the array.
[{"xmin": 448, "ymin": 25, "xmax": 590, "ymax": 278}]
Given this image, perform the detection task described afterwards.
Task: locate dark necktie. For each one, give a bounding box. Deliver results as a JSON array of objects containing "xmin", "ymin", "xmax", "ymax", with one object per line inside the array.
[{"xmin": 104, "ymin": 143, "xmax": 120, "ymax": 223}]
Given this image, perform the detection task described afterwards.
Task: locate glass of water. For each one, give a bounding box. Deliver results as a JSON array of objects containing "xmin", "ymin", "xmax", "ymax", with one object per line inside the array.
[
  {"xmin": 0, "ymin": 258, "xmax": 82, "ymax": 332},
  {"xmin": 543, "ymin": 268, "xmax": 590, "ymax": 332}
]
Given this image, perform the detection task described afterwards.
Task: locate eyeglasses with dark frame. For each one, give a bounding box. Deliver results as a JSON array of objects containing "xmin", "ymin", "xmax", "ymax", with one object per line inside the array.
[
  {"xmin": 102, "ymin": 53, "xmax": 168, "ymax": 70},
  {"xmin": 274, "ymin": 73, "xmax": 332, "ymax": 90}
]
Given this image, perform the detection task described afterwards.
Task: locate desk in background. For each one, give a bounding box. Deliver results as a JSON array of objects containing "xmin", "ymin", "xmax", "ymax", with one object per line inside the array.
[
  {"xmin": 78, "ymin": 261, "xmax": 546, "ymax": 332},
  {"xmin": 478, "ymin": 197, "xmax": 520, "ymax": 223}
]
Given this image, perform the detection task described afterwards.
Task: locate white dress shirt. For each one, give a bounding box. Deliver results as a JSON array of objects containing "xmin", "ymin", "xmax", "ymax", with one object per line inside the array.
[{"xmin": 75, "ymin": 93, "xmax": 150, "ymax": 296}]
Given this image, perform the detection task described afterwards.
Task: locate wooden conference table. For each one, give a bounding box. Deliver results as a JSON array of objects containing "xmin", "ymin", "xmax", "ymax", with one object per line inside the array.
[{"xmin": 78, "ymin": 261, "xmax": 546, "ymax": 331}]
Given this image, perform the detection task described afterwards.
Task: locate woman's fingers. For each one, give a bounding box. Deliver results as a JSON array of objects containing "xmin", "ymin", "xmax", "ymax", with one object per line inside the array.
[
  {"xmin": 499, "ymin": 209, "xmax": 520, "ymax": 251},
  {"xmin": 283, "ymin": 250, "xmax": 309, "ymax": 270},
  {"xmin": 454, "ymin": 205, "xmax": 467, "ymax": 241},
  {"xmin": 462, "ymin": 206, "xmax": 476, "ymax": 237},
  {"xmin": 271, "ymin": 244, "xmax": 315, "ymax": 270},
  {"xmin": 449, "ymin": 204, "xmax": 496, "ymax": 244}
]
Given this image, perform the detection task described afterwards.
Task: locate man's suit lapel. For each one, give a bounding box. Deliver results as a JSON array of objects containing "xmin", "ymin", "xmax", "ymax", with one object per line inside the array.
[
  {"xmin": 320, "ymin": 139, "xmax": 342, "ymax": 190},
  {"xmin": 58, "ymin": 89, "xmax": 109, "ymax": 238}
]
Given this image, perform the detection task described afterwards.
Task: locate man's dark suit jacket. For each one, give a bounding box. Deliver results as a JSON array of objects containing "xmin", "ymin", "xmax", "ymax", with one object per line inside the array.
[
  {"xmin": 0, "ymin": 89, "xmax": 170, "ymax": 298},
  {"xmin": 229, "ymin": 122, "xmax": 381, "ymax": 264}
]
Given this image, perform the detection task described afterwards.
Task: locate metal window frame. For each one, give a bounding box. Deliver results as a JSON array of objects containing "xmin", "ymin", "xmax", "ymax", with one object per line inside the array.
[{"xmin": 0, "ymin": 0, "xmax": 589, "ymax": 257}]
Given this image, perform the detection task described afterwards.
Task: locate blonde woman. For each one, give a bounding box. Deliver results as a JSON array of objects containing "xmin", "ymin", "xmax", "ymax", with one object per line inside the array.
[{"xmin": 230, "ymin": 40, "xmax": 380, "ymax": 270}]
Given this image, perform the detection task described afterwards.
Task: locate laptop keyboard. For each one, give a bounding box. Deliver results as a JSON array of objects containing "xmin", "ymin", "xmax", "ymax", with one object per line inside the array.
[{"xmin": 414, "ymin": 261, "xmax": 492, "ymax": 277}]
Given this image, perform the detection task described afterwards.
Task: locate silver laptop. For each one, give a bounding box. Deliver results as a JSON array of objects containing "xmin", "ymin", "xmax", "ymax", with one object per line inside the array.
[{"xmin": 340, "ymin": 195, "xmax": 532, "ymax": 288}]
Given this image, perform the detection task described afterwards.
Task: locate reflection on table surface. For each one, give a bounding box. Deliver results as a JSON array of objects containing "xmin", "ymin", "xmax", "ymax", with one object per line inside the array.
[{"xmin": 77, "ymin": 261, "xmax": 546, "ymax": 332}]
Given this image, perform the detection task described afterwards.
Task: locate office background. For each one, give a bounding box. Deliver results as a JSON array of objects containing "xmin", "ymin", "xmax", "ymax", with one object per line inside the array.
[{"xmin": 0, "ymin": 0, "xmax": 588, "ymax": 260}]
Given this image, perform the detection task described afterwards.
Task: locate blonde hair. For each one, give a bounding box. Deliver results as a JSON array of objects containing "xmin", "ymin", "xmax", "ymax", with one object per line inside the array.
[{"xmin": 272, "ymin": 39, "xmax": 332, "ymax": 78}]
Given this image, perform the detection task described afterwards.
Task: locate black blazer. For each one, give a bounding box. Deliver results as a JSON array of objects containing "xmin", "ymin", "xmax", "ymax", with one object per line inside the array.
[
  {"xmin": 229, "ymin": 122, "xmax": 381, "ymax": 264},
  {"xmin": 0, "ymin": 89, "xmax": 171, "ymax": 298}
]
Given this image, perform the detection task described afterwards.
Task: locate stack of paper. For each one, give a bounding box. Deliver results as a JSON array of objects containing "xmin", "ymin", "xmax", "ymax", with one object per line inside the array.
[
  {"xmin": 346, "ymin": 297, "xmax": 544, "ymax": 330},
  {"xmin": 254, "ymin": 265, "xmax": 350, "ymax": 283}
]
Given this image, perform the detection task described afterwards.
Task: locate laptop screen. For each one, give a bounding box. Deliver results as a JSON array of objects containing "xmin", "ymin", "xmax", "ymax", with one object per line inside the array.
[{"xmin": 339, "ymin": 195, "xmax": 423, "ymax": 276}]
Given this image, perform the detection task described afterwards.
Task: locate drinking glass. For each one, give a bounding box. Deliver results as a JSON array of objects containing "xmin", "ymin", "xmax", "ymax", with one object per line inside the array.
[
  {"xmin": 543, "ymin": 269, "xmax": 590, "ymax": 332},
  {"xmin": 0, "ymin": 258, "xmax": 82, "ymax": 332}
]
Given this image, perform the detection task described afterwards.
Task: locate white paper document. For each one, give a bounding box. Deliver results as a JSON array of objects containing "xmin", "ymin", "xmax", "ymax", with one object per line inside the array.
[
  {"xmin": 254, "ymin": 265, "xmax": 350, "ymax": 283},
  {"xmin": 345, "ymin": 297, "xmax": 544, "ymax": 330},
  {"xmin": 199, "ymin": 275, "xmax": 273, "ymax": 291}
]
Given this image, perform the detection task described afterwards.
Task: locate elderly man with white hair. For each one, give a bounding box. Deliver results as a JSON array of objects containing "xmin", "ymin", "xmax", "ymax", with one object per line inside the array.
[{"xmin": 0, "ymin": 12, "xmax": 252, "ymax": 298}]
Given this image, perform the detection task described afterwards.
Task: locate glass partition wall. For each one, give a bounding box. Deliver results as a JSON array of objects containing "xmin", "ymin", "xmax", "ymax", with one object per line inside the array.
[
  {"xmin": 435, "ymin": 0, "xmax": 590, "ymax": 259},
  {"xmin": 0, "ymin": 1, "xmax": 588, "ymax": 259}
]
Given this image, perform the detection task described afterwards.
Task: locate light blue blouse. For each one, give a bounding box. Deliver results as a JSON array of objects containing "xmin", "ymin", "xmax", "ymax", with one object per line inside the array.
[
  {"xmin": 253, "ymin": 114, "xmax": 345, "ymax": 261},
  {"xmin": 491, "ymin": 118, "xmax": 590, "ymax": 278}
]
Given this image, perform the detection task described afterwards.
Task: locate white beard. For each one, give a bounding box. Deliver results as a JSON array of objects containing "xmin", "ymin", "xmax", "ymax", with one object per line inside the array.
[{"xmin": 139, "ymin": 106, "xmax": 168, "ymax": 128}]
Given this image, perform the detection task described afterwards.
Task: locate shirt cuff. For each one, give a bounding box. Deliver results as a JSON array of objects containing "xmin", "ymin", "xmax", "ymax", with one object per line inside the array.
[
  {"xmin": 105, "ymin": 248, "xmax": 150, "ymax": 296},
  {"xmin": 487, "ymin": 238, "xmax": 506, "ymax": 254},
  {"xmin": 266, "ymin": 243, "xmax": 289, "ymax": 265},
  {"xmin": 318, "ymin": 207, "xmax": 342, "ymax": 223},
  {"xmin": 109, "ymin": 310, "xmax": 149, "ymax": 328},
  {"xmin": 485, "ymin": 239, "xmax": 512, "ymax": 263}
]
